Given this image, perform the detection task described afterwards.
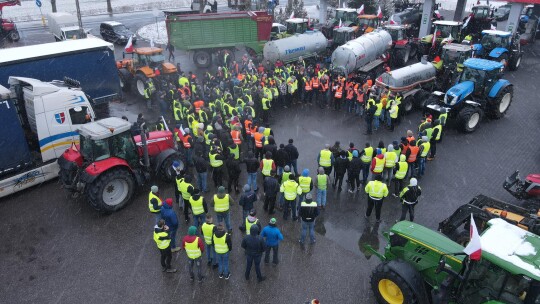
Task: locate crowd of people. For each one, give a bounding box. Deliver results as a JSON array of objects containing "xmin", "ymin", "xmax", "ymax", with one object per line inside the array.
[{"xmin": 140, "ymin": 54, "xmax": 449, "ymax": 282}]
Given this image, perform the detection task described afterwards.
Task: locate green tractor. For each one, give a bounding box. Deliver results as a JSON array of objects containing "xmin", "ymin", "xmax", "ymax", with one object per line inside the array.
[{"xmin": 370, "ymin": 219, "xmax": 540, "ymax": 304}]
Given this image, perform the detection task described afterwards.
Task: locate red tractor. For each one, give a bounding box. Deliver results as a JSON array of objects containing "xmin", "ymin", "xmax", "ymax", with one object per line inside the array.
[
  {"xmin": 384, "ymin": 24, "xmax": 418, "ymax": 68},
  {"xmin": 0, "ymin": 0, "xmax": 21, "ymax": 43},
  {"xmin": 58, "ymin": 117, "xmax": 183, "ymax": 213}
]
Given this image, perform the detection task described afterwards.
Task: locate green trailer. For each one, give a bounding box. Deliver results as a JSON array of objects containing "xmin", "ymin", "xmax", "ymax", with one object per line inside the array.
[{"xmin": 166, "ymin": 11, "xmax": 273, "ymax": 68}]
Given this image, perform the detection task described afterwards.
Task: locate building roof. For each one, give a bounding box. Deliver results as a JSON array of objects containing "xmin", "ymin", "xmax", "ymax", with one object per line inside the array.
[
  {"xmin": 78, "ymin": 117, "xmax": 132, "ymax": 140},
  {"xmin": 433, "ymin": 20, "xmax": 462, "ymax": 26},
  {"xmin": 463, "ymin": 58, "xmax": 504, "ymax": 71},
  {"xmin": 0, "ymin": 38, "xmax": 114, "ymax": 65},
  {"xmin": 482, "ymin": 29, "xmax": 512, "ymax": 37}
]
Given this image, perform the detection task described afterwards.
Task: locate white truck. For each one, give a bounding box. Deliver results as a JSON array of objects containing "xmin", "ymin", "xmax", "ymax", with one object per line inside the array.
[
  {"xmin": 47, "ymin": 12, "xmax": 87, "ymax": 41},
  {"xmin": 0, "ymin": 77, "xmax": 95, "ymax": 198}
]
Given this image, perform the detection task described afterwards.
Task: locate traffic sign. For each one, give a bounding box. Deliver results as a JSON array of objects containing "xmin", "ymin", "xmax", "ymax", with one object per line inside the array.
[{"xmin": 35, "ymin": 0, "xmax": 42, "ymax": 7}]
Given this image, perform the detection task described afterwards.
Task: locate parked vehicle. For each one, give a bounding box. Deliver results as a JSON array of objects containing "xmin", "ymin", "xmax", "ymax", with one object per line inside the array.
[
  {"xmin": 494, "ymin": 4, "xmax": 511, "ymax": 21},
  {"xmin": 47, "ymin": 12, "xmax": 87, "ymax": 41},
  {"xmin": 436, "ymin": 43, "xmax": 474, "ymax": 91},
  {"xmin": 504, "ymin": 170, "xmax": 540, "ymax": 201},
  {"xmin": 116, "ymin": 47, "xmax": 178, "ymax": 97},
  {"xmin": 100, "ymin": 21, "xmax": 136, "ymax": 45},
  {"xmin": 426, "ymin": 58, "xmax": 513, "ymax": 133},
  {"xmin": 0, "ymin": 39, "xmax": 121, "ymax": 105},
  {"xmin": 417, "ymin": 20, "xmax": 463, "ymax": 61},
  {"xmin": 0, "ymin": 76, "xmax": 95, "ymax": 198},
  {"xmin": 191, "ymin": 0, "xmax": 213, "ymax": 13},
  {"xmin": 271, "ymin": 18, "xmax": 310, "ymax": 40},
  {"xmin": 369, "ymin": 219, "xmax": 540, "ymax": 304},
  {"xmin": 58, "ymin": 117, "xmax": 182, "ymax": 213},
  {"xmin": 0, "ymin": 0, "xmax": 20, "ymax": 42},
  {"xmin": 270, "ymin": 22, "xmax": 286, "ymax": 40},
  {"xmin": 357, "ymin": 14, "xmax": 380, "ymax": 35},
  {"xmin": 384, "ymin": 24, "xmax": 417, "ymax": 67},
  {"xmin": 166, "ymin": 11, "xmax": 272, "ymax": 67},
  {"xmin": 473, "ymin": 30, "xmax": 523, "ymax": 71},
  {"xmin": 331, "ymin": 29, "xmax": 392, "ymax": 80}
]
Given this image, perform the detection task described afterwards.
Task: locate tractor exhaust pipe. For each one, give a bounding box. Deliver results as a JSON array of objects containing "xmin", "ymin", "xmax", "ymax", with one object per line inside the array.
[{"xmin": 140, "ymin": 123, "xmax": 151, "ymax": 168}]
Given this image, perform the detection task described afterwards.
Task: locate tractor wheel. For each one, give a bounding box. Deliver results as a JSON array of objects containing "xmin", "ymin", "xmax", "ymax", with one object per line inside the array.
[
  {"xmin": 118, "ymin": 68, "xmax": 133, "ymax": 92},
  {"xmin": 87, "ymin": 168, "xmax": 135, "ymax": 213},
  {"xmin": 413, "ymin": 90, "xmax": 431, "ymax": 110},
  {"xmin": 371, "ymin": 261, "xmax": 420, "ymax": 304},
  {"xmin": 134, "ymin": 74, "xmax": 147, "ymax": 98},
  {"xmin": 193, "ymin": 50, "xmax": 212, "ymax": 68},
  {"xmin": 402, "ymin": 95, "xmax": 414, "ymax": 113},
  {"xmin": 457, "ymin": 106, "xmax": 483, "ymax": 133},
  {"xmin": 159, "ymin": 154, "xmax": 184, "ymax": 182},
  {"xmin": 8, "ymin": 30, "xmax": 20, "ymax": 42},
  {"xmin": 509, "ymin": 54, "xmax": 522, "ymax": 71},
  {"xmin": 487, "ymin": 86, "xmax": 513, "ymax": 119}
]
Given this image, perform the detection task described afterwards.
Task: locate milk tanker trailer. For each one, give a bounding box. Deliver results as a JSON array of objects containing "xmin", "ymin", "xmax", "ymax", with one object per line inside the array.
[
  {"xmin": 263, "ymin": 31, "xmax": 329, "ymax": 63},
  {"xmin": 331, "ymin": 29, "xmax": 393, "ymax": 80}
]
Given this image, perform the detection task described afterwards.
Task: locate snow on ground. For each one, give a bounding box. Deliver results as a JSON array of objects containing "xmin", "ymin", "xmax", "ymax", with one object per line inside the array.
[
  {"xmin": 137, "ymin": 20, "xmax": 167, "ymax": 45},
  {"xmin": 1, "ymin": 0, "xmax": 198, "ymax": 22},
  {"xmin": 481, "ymin": 218, "xmax": 540, "ymax": 277}
]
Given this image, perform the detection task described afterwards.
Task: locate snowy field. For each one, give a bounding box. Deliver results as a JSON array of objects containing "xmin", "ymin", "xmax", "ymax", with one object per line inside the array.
[{"xmin": 1, "ymin": 0, "xmax": 228, "ymax": 21}]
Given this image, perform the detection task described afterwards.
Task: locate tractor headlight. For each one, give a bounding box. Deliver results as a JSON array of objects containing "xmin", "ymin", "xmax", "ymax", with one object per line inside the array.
[
  {"xmin": 445, "ymin": 93, "xmax": 458, "ymax": 106},
  {"xmin": 449, "ymin": 95, "xmax": 458, "ymax": 106}
]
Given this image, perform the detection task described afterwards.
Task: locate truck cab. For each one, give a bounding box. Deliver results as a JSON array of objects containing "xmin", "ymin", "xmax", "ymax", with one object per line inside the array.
[
  {"xmin": 47, "ymin": 12, "xmax": 88, "ymax": 41},
  {"xmin": 0, "ymin": 77, "xmax": 94, "ymax": 197}
]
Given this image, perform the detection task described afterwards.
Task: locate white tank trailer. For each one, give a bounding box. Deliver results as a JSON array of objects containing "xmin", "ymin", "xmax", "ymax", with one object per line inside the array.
[
  {"xmin": 263, "ymin": 31, "xmax": 329, "ymax": 63},
  {"xmin": 331, "ymin": 29, "xmax": 393, "ymax": 75},
  {"xmin": 376, "ymin": 60, "xmax": 437, "ymax": 91}
]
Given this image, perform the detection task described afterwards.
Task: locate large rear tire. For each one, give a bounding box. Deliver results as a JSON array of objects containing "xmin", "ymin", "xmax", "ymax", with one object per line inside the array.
[
  {"xmin": 509, "ymin": 54, "xmax": 521, "ymax": 71},
  {"xmin": 134, "ymin": 74, "xmax": 147, "ymax": 98},
  {"xmin": 160, "ymin": 154, "xmax": 184, "ymax": 182},
  {"xmin": 487, "ymin": 86, "xmax": 513, "ymax": 119},
  {"xmin": 193, "ymin": 50, "xmax": 212, "ymax": 68},
  {"xmin": 87, "ymin": 168, "xmax": 135, "ymax": 213},
  {"xmin": 413, "ymin": 90, "xmax": 431, "ymax": 110},
  {"xmin": 457, "ymin": 106, "xmax": 483, "ymax": 133},
  {"xmin": 402, "ymin": 95, "xmax": 414, "ymax": 113},
  {"xmin": 371, "ymin": 261, "xmax": 420, "ymax": 304}
]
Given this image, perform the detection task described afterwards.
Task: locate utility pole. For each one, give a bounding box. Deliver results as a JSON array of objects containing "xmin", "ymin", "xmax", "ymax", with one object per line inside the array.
[{"xmin": 75, "ymin": 0, "xmax": 85, "ymax": 38}]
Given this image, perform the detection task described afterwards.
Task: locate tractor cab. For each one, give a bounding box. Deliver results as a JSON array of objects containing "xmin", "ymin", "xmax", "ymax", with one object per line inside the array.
[
  {"xmin": 335, "ymin": 8, "xmax": 358, "ymax": 26},
  {"xmin": 384, "ymin": 25, "xmax": 407, "ymax": 43},
  {"xmin": 459, "ymin": 58, "xmax": 503, "ymax": 96},
  {"xmin": 441, "ymin": 43, "xmax": 474, "ymax": 72},
  {"xmin": 78, "ymin": 117, "xmax": 140, "ymax": 168},
  {"xmin": 285, "ymin": 18, "xmax": 309, "ymax": 35},
  {"xmin": 333, "ymin": 26, "xmax": 357, "ymax": 46},
  {"xmin": 357, "ymin": 15, "xmax": 379, "ymax": 34},
  {"xmin": 432, "ymin": 20, "xmax": 462, "ymax": 42},
  {"xmin": 470, "ymin": 5, "xmax": 493, "ymax": 21}
]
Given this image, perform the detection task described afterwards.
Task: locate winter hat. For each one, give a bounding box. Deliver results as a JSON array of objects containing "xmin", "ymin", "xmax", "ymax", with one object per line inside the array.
[
  {"xmin": 302, "ymin": 169, "xmax": 309, "ymax": 177},
  {"xmin": 318, "ymin": 167, "xmax": 325, "ymax": 174},
  {"xmin": 188, "ymin": 226, "xmax": 197, "ymax": 236},
  {"xmin": 165, "ymin": 198, "xmax": 173, "ymax": 207},
  {"xmin": 218, "ymin": 186, "xmax": 225, "ymax": 194},
  {"xmin": 352, "ymin": 150, "xmax": 359, "ymax": 157},
  {"xmin": 387, "ymin": 144, "xmax": 394, "ymax": 152},
  {"xmin": 376, "ymin": 148, "xmax": 382, "ymax": 155},
  {"xmin": 193, "ymin": 188, "xmax": 201, "ymax": 195},
  {"xmin": 270, "ymin": 218, "xmax": 277, "ymax": 224},
  {"xmin": 279, "ymin": 144, "xmax": 285, "ymax": 148},
  {"xmin": 243, "ymin": 184, "xmax": 251, "ymax": 192},
  {"xmin": 259, "ymin": 127, "xmax": 265, "ymax": 133},
  {"xmin": 284, "ymin": 165, "xmax": 290, "ymax": 172},
  {"xmin": 198, "ymin": 123, "xmax": 204, "ymax": 129},
  {"xmin": 305, "ymin": 193, "xmax": 313, "ymax": 200},
  {"xmin": 392, "ymin": 140, "xmax": 399, "ymax": 147},
  {"xmin": 151, "ymin": 185, "xmax": 158, "ymax": 193},
  {"xmin": 410, "ymin": 178, "xmax": 418, "ymax": 187},
  {"xmin": 422, "ymin": 136, "xmax": 428, "ymax": 142},
  {"xmin": 249, "ymin": 209, "xmax": 257, "ymax": 216}
]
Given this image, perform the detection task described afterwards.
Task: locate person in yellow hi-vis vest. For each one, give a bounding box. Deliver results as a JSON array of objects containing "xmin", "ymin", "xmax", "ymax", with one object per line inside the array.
[
  {"xmin": 154, "ymin": 219, "xmax": 177, "ymax": 273},
  {"xmin": 201, "ymin": 214, "xmax": 218, "ymax": 268},
  {"xmin": 182, "ymin": 226, "xmax": 205, "ymax": 282},
  {"xmin": 364, "ymin": 175, "xmax": 389, "ymax": 222},
  {"xmin": 213, "ymin": 223, "xmax": 232, "ymax": 279}
]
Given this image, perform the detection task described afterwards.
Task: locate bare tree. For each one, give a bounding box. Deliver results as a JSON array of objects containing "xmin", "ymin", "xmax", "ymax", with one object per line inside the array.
[
  {"xmin": 51, "ymin": 0, "xmax": 57, "ymax": 12},
  {"xmin": 107, "ymin": 0, "xmax": 113, "ymax": 14}
]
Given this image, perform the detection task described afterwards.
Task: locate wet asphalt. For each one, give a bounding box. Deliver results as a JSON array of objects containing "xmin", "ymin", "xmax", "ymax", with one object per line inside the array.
[{"xmin": 1, "ymin": 34, "xmax": 540, "ymax": 304}]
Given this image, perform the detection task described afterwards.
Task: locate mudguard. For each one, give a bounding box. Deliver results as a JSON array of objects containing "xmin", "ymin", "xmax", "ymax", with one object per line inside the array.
[
  {"xmin": 488, "ymin": 47, "xmax": 508, "ymax": 59},
  {"xmin": 446, "ymin": 81, "xmax": 474, "ymax": 104},
  {"xmin": 386, "ymin": 260, "xmax": 431, "ymax": 304},
  {"xmin": 488, "ymin": 79, "xmax": 511, "ymax": 98},
  {"xmin": 153, "ymin": 148, "xmax": 179, "ymax": 174},
  {"xmin": 81, "ymin": 158, "xmax": 132, "ymax": 184}
]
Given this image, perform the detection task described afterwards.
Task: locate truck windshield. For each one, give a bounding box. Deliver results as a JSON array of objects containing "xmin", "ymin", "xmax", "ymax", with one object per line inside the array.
[
  {"xmin": 481, "ymin": 35, "xmax": 507, "ymax": 49},
  {"xmin": 442, "ymin": 50, "xmax": 468, "ymax": 65},
  {"xmin": 65, "ymin": 29, "xmax": 83, "ymax": 39},
  {"xmin": 461, "ymin": 67, "xmax": 485, "ymax": 83}
]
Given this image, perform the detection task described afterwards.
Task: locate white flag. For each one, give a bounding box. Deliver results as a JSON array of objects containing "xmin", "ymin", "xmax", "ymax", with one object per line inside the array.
[
  {"xmin": 463, "ymin": 15, "xmax": 471, "ymax": 29},
  {"xmin": 463, "ymin": 214, "xmax": 482, "ymax": 261},
  {"xmin": 150, "ymin": 38, "xmax": 154, "ymax": 48}
]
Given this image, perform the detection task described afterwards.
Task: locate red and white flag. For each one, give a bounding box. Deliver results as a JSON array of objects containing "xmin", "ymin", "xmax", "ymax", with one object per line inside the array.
[
  {"xmin": 389, "ymin": 15, "xmax": 397, "ymax": 25},
  {"xmin": 338, "ymin": 18, "xmax": 342, "ymax": 28},
  {"xmin": 377, "ymin": 6, "xmax": 383, "ymax": 19},
  {"xmin": 124, "ymin": 35, "xmax": 134, "ymax": 53},
  {"xmin": 290, "ymin": 12, "xmax": 294, "ymax": 19},
  {"xmin": 463, "ymin": 14, "xmax": 472, "ymax": 28},
  {"xmin": 431, "ymin": 30, "xmax": 438, "ymax": 48},
  {"xmin": 463, "ymin": 214, "xmax": 482, "ymax": 261},
  {"xmin": 358, "ymin": 4, "xmax": 364, "ymax": 15}
]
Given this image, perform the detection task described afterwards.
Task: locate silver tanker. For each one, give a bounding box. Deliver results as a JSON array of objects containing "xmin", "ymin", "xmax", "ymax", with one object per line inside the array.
[
  {"xmin": 331, "ymin": 29, "xmax": 393, "ymax": 76},
  {"xmin": 263, "ymin": 31, "xmax": 329, "ymax": 63}
]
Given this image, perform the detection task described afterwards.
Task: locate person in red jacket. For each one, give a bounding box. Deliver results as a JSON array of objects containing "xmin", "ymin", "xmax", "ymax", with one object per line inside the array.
[{"xmin": 370, "ymin": 149, "xmax": 386, "ymax": 176}]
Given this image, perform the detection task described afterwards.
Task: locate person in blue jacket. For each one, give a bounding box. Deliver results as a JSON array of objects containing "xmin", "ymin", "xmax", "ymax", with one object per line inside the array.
[
  {"xmin": 261, "ymin": 218, "xmax": 284, "ymax": 265},
  {"xmin": 161, "ymin": 198, "xmax": 180, "ymax": 252}
]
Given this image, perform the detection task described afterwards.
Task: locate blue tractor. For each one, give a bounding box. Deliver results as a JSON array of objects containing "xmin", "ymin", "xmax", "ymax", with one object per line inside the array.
[
  {"xmin": 426, "ymin": 58, "xmax": 513, "ymax": 133},
  {"xmin": 472, "ymin": 30, "xmax": 523, "ymax": 71}
]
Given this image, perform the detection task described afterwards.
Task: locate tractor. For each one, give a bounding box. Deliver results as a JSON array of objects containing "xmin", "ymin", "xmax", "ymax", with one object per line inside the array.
[
  {"xmin": 370, "ymin": 219, "xmax": 540, "ymax": 304},
  {"xmin": 384, "ymin": 24, "xmax": 417, "ymax": 68},
  {"xmin": 438, "ymin": 194, "xmax": 540, "ymax": 246},
  {"xmin": 331, "ymin": 26, "xmax": 359, "ymax": 49},
  {"xmin": 417, "ymin": 20, "xmax": 463, "ymax": 61},
  {"xmin": 0, "ymin": 0, "xmax": 20, "ymax": 43},
  {"xmin": 425, "ymin": 58, "xmax": 513, "ymax": 133},
  {"xmin": 462, "ymin": 5, "xmax": 494, "ymax": 40},
  {"xmin": 357, "ymin": 14, "xmax": 380, "ymax": 35},
  {"xmin": 473, "ymin": 30, "xmax": 523, "ymax": 71},
  {"xmin": 116, "ymin": 47, "xmax": 178, "ymax": 98},
  {"xmin": 273, "ymin": 18, "xmax": 310, "ymax": 39},
  {"xmin": 434, "ymin": 43, "xmax": 474, "ymax": 91},
  {"xmin": 58, "ymin": 117, "xmax": 183, "ymax": 213}
]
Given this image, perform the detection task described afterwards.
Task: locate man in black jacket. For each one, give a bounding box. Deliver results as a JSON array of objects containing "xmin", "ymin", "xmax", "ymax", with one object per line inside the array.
[
  {"xmin": 263, "ymin": 170, "xmax": 280, "ymax": 214},
  {"xmin": 348, "ymin": 150, "xmax": 362, "ymax": 193},
  {"xmin": 193, "ymin": 152, "xmax": 209, "ymax": 193},
  {"xmin": 274, "ymin": 144, "xmax": 290, "ymax": 176},
  {"xmin": 399, "ymin": 178, "xmax": 422, "ymax": 222},
  {"xmin": 299, "ymin": 193, "xmax": 319, "ymax": 245},
  {"xmin": 263, "ymin": 136, "xmax": 278, "ymax": 160},
  {"xmin": 241, "ymin": 225, "xmax": 266, "ymax": 282},
  {"xmin": 284, "ymin": 138, "xmax": 299, "ymax": 176},
  {"xmin": 333, "ymin": 150, "xmax": 349, "ymax": 192},
  {"xmin": 226, "ymin": 154, "xmax": 241, "ymax": 194},
  {"xmin": 244, "ymin": 151, "xmax": 260, "ymax": 192}
]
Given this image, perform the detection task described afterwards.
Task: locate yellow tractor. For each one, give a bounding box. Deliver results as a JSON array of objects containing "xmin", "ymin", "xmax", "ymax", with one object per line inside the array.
[{"xmin": 116, "ymin": 47, "xmax": 177, "ymax": 98}]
